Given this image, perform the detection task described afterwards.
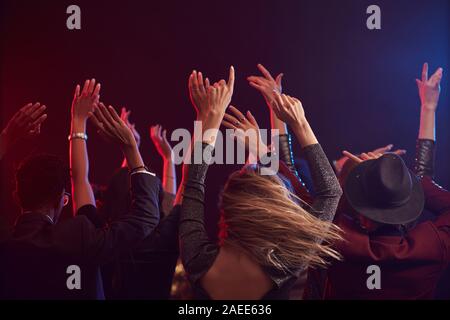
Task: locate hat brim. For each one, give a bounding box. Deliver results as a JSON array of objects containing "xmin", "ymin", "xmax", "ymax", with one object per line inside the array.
[{"xmin": 344, "ymin": 160, "xmax": 424, "ymax": 225}]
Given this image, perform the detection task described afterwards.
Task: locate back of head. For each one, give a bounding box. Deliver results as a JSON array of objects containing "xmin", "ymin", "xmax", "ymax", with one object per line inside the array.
[
  {"xmin": 15, "ymin": 154, "xmax": 68, "ymax": 211},
  {"xmin": 219, "ymin": 165, "xmax": 342, "ymax": 272}
]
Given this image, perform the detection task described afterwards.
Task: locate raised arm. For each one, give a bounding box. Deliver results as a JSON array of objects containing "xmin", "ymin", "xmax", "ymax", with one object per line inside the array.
[
  {"xmin": 0, "ymin": 103, "xmax": 47, "ymax": 160},
  {"xmin": 221, "ymin": 105, "xmax": 268, "ymax": 163},
  {"xmin": 70, "ymin": 79, "xmax": 101, "ymax": 212},
  {"xmin": 82, "ymin": 103, "xmax": 160, "ymax": 264},
  {"xmin": 416, "ymin": 63, "xmax": 442, "ymax": 141},
  {"xmin": 150, "ymin": 124, "xmax": 177, "ymax": 215},
  {"xmin": 248, "ymin": 64, "xmax": 287, "ymax": 135},
  {"xmin": 272, "ymin": 93, "xmax": 342, "ymax": 221},
  {"xmin": 150, "ymin": 124, "xmax": 177, "ymax": 195},
  {"xmin": 179, "ymin": 67, "xmax": 234, "ymax": 283},
  {"xmin": 248, "ymin": 64, "xmax": 304, "ymax": 177},
  {"xmin": 414, "ymin": 63, "xmax": 442, "ymax": 178},
  {"xmin": 119, "ymin": 107, "xmax": 142, "ymax": 168}
]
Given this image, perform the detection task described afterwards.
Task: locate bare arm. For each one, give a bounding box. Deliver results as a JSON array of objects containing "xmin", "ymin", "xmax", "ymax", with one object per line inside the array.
[
  {"xmin": 118, "ymin": 107, "xmax": 143, "ymax": 169},
  {"xmin": 70, "ymin": 119, "xmax": 95, "ymax": 212},
  {"xmin": 150, "ymin": 124, "xmax": 177, "ymax": 194},
  {"xmin": 419, "ymin": 110, "xmax": 436, "ymax": 141},
  {"xmin": 417, "ymin": 63, "xmax": 442, "ymax": 141},
  {"xmin": 247, "ymin": 64, "xmax": 287, "ymax": 137},
  {"xmin": 70, "ymin": 80, "xmax": 100, "ymax": 212},
  {"xmin": 414, "ymin": 63, "xmax": 443, "ymax": 177},
  {"xmin": 247, "ymin": 64, "xmax": 303, "ymax": 176},
  {"xmin": 273, "ymin": 93, "xmax": 318, "ymax": 148},
  {"xmin": 271, "ymin": 110, "xmax": 287, "ymax": 135},
  {"xmin": 163, "ymin": 159, "xmax": 177, "ymax": 194}
]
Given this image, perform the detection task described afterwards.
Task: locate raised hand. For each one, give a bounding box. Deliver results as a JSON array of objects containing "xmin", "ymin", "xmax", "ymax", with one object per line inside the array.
[
  {"xmin": 188, "ymin": 66, "xmax": 235, "ymax": 145},
  {"xmin": 151, "ymin": 124, "xmax": 177, "ymax": 195},
  {"xmin": 71, "ymin": 79, "xmax": 101, "ymax": 122},
  {"xmin": 207, "ymin": 66, "xmax": 235, "ymax": 113},
  {"xmin": 189, "ymin": 70, "xmax": 211, "ymax": 118},
  {"xmin": 120, "ymin": 107, "xmax": 141, "ymax": 147},
  {"xmin": 271, "ymin": 92, "xmax": 318, "ymax": 147},
  {"xmin": 90, "ymin": 103, "xmax": 145, "ymax": 172},
  {"xmin": 371, "ymin": 144, "xmax": 406, "ymax": 156},
  {"xmin": 271, "ymin": 93, "xmax": 306, "ymax": 129},
  {"xmin": 342, "ymin": 150, "xmax": 383, "ymax": 165},
  {"xmin": 416, "ymin": 63, "xmax": 443, "ymax": 112},
  {"xmin": 0, "ymin": 103, "xmax": 47, "ymax": 159},
  {"xmin": 334, "ymin": 144, "xmax": 406, "ymax": 175},
  {"xmin": 90, "ymin": 103, "xmax": 136, "ymax": 149},
  {"xmin": 150, "ymin": 124, "xmax": 173, "ymax": 161},
  {"xmin": 188, "ymin": 66, "xmax": 235, "ymax": 118},
  {"xmin": 247, "ymin": 64, "xmax": 283, "ymax": 109},
  {"xmin": 222, "ymin": 105, "xmax": 268, "ymax": 158},
  {"xmin": 1, "ymin": 103, "xmax": 47, "ymax": 144}
]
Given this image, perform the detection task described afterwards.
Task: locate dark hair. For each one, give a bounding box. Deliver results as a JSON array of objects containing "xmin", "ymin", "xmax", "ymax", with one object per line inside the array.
[{"xmin": 15, "ymin": 154, "xmax": 69, "ymax": 211}]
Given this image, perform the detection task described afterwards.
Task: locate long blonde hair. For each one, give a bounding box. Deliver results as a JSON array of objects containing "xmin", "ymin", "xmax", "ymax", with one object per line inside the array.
[{"xmin": 219, "ymin": 165, "xmax": 342, "ymax": 272}]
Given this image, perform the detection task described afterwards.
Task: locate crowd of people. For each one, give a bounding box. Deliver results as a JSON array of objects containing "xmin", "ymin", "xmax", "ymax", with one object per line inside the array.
[{"xmin": 0, "ymin": 63, "xmax": 448, "ymax": 300}]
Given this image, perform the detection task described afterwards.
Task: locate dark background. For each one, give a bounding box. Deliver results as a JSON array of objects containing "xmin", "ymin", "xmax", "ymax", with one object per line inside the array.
[{"xmin": 1, "ymin": 0, "xmax": 449, "ymax": 239}]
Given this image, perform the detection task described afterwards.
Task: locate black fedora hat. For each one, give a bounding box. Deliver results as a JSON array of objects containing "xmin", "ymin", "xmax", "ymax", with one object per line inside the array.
[{"xmin": 344, "ymin": 153, "xmax": 424, "ymax": 225}]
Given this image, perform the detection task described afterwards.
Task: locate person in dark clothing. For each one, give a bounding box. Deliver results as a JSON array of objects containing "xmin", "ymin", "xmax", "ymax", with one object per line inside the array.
[
  {"xmin": 0, "ymin": 80, "xmax": 161, "ymax": 299},
  {"xmin": 97, "ymin": 107, "xmax": 181, "ymax": 300},
  {"xmin": 101, "ymin": 166, "xmax": 181, "ymax": 300},
  {"xmin": 323, "ymin": 63, "xmax": 449, "ymax": 300},
  {"xmin": 102, "ymin": 116, "xmax": 176, "ymax": 223},
  {"xmin": 108, "ymin": 206, "xmax": 181, "ymax": 299},
  {"xmin": 178, "ymin": 67, "xmax": 342, "ymax": 300}
]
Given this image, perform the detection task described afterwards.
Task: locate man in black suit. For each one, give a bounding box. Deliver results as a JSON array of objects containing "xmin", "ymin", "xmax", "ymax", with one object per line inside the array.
[{"xmin": 0, "ymin": 79, "xmax": 161, "ymax": 299}]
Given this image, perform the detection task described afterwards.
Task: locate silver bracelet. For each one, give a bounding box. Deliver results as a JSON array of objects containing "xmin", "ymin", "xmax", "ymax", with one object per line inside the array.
[{"xmin": 68, "ymin": 132, "xmax": 88, "ymax": 141}]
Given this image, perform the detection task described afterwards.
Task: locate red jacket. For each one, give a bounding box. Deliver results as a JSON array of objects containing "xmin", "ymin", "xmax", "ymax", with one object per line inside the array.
[{"xmin": 324, "ymin": 177, "xmax": 450, "ymax": 299}]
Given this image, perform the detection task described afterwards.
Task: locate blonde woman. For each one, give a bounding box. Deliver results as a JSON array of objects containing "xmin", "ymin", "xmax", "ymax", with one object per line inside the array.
[{"xmin": 178, "ymin": 67, "xmax": 342, "ymax": 300}]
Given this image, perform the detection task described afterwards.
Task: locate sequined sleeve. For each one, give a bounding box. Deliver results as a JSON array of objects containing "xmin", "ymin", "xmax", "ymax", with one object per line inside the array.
[
  {"xmin": 179, "ymin": 143, "xmax": 219, "ymax": 285},
  {"xmin": 302, "ymin": 144, "xmax": 343, "ymax": 222}
]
